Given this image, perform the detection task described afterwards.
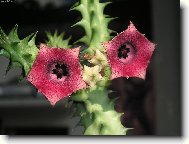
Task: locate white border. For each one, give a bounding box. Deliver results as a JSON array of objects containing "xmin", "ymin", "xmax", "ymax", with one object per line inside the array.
[
  {"xmin": 6, "ymin": 137, "xmax": 185, "ymax": 144},
  {"xmin": 0, "ymin": 1, "xmax": 186, "ymax": 144},
  {"xmin": 182, "ymin": 1, "xmax": 189, "ymax": 143}
]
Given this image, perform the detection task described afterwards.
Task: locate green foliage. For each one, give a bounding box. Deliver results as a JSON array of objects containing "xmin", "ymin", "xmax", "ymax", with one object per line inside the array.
[
  {"xmin": 0, "ymin": 0, "xmax": 128, "ymax": 135},
  {"xmin": 71, "ymin": 0, "xmax": 115, "ymax": 51},
  {"xmin": 70, "ymin": 0, "xmax": 127, "ymax": 135},
  {"xmin": 72, "ymin": 88, "xmax": 127, "ymax": 135},
  {"xmin": 46, "ymin": 31, "xmax": 71, "ymax": 48},
  {"xmin": 0, "ymin": 25, "xmax": 39, "ymax": 75}
]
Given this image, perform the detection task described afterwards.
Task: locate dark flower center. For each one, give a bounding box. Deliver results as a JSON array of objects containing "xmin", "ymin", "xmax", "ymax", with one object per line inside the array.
[
  {"xmin": 118, "ymin": 44, "xmax": 131, "ymax": 59},
  {"xmin": 52, "ymin": 63, "xmax": 68, "ymax": 79}
]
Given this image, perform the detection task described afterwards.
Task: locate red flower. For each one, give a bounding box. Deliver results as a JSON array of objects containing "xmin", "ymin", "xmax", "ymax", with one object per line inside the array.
[
  {"xmin": 103, "ymin": 22, "xmax": 156, "ymax": 80},
  {"xmin": 27, "ymin": 44, "xmax": 86, "ymax": 105}
]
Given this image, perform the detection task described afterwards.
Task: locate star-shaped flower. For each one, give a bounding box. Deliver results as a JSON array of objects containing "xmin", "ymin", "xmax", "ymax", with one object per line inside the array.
[
  {"xmin": 89, "ymin": 49, "xmax": 108, "ymax": 67},
  {"xmin": 83, "ymin": 65, "xmax": 103, "ymax": 88},
  {"xmin": 27, "ymin": 44, "xmax": 86, "ymax": 105},
  {"xmin": 102, "ymin": 22, "xmax": 156, "ymax": 80}
]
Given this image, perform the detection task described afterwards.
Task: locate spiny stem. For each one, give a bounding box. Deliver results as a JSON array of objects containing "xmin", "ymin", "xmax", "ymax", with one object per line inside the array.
[
  {"xmin": 72, "ymin": 88, "xmax": 128, "ymax": 135},
  {"xmin": 71, "ymin": 0, "xmax": 115, "ymax": 52},
  {"xmin": 0, "ymin": 25, "xmax": 39, "ymax": 75}
]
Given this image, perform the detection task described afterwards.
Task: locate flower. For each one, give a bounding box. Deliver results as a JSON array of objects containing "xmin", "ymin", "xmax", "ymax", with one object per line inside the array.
[
  {"xmin": 89, "ymin": 49, "xmax": 108, "ymax": 68},
  {"xmin": 102, "ymin": 22, "xmax": 156, "ymax": 80},
  {"xmin": 27, "ymin": 44, "xmax": 86, "ymax": 105},
  {"xmin": 83, "ymin": 65, "xmax": 103, "ymax": 88}
]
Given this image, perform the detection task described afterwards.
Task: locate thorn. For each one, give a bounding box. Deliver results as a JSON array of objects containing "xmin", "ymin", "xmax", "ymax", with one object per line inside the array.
[
  {"xmin": 69, "ymin": 2, "xmax": 80, "ymax": 11},
  {"xmin": 71, "ymin": 21, "xmax": 81, "ymax": 28}
]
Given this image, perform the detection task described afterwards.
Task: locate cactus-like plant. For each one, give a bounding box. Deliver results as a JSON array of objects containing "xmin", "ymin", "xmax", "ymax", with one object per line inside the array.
[
  {"xmin": 70, "ymin": 0, "xmax": 129, "ymax": 135},
  {"xmin": 0, "ymin": 0, "xmax": 155, "ymax": 135},
  {"xmin": 71, "ymin": 0, "xmax": 114, "ymax": 51},
  {"xmin": 71, "ymin": 88, "xmax": 128, "ymax": 135},
  {"xmin": 0, "ymin": 25, "xmax": 38, "ymax": 75},
  {"xmin": 46, "ymin": 31, "xmax": 71, "ymax": 48}
]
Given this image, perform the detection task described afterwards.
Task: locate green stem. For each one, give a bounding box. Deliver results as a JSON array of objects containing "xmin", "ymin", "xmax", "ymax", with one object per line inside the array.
[
  {"xmin": 71, "ymin": 87, "xmax": 128, "ymax": 135},
  {"xmin": 70, "ymin": 0, "xmax": 128, "ymax": 135},
  {"xmin": 0, "ymin": 25, "xmax": 39, "ymax": 75},
  {"xmin": 71, "ymin": 0, "xmax": 115, "ymax": 52}
]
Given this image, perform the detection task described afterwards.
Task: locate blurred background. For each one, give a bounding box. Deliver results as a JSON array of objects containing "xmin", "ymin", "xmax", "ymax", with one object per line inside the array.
[{"xmin": 0, "ymin": 0, "xmax": 180, "ymax": 136}]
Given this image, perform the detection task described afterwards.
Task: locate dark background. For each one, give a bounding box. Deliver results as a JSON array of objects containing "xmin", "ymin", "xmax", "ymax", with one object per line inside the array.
[{"xmin": 0, "ymin": 0, "xmax": 180, "ymax": 136}]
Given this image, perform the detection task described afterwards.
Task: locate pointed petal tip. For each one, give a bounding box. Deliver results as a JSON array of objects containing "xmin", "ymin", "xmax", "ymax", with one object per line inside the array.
[
  {"xmin": 74, "ymin": 46, "xmax": 81, "ymax": 51},
  {"xmin": 50, "ymin": 101, "xmax": 56, "ymax": 106},
  {"xmin": 138, "ymin": 71, "xmax": 146, "ymax": 80},
  {"xmin": 46, "ymin": 95, "xmax": 63, "ymax": 106},
  {"xmin": 129, "ymin": 21, "xmax": 134, "ymax": 26},
  {"xmin": 39, "ymin": 43, "xmax": 48, "ymax": 49},
  {"xmin": 153, "ymin": 43, "xmax": 157, "ymax": 47},
  {"xmin": 49, "ymin": 99, "xmax": 58, "ymax": 106},
  {"xmin": 128, "ymin": 21, "xmax": 137, "ymax": 31},
  {"xmin": 71, "ymin": 47, "xmax": 80, "ymax": 56},
  {"xmin": 110, "ymin": 74, "xmax": 117, "ymax": 80}
]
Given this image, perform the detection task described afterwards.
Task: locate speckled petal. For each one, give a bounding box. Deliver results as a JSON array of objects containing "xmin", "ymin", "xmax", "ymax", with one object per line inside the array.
[
  {"xmin": 103, "ymin": 22, "xmax": 156, "ymax": 80},
  {"xmin": 27, "ymin": 44, "xmax": 86, "ymax": 105}
]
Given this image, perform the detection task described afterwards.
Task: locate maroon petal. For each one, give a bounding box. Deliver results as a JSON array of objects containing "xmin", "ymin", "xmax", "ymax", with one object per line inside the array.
[
  {"xmin": 103, "ymin": 22, "xmax": 156, "ymax": 80},
  {"xmin": 27, "ymin": 44, "xmax": 86, "ymax": 105}
]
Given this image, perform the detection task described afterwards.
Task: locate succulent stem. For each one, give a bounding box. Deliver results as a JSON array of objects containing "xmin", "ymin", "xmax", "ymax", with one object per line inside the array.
[
  {"xmin": 71, "ymin": 0, "xmax": 115, "ymax": 52},
  {"xmin": 72, "ymin": 87, "xmax": 127, "ymax": 135},
  {"xmin": 0, "ymin": 26, "xmax": 39, "ymax": 75},
  {"xmin": 70, "ymin": 0, "xmax": 127, "ymax": 135}
]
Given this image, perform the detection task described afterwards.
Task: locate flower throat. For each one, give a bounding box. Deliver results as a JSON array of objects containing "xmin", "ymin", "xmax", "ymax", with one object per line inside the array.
[
  {"xmin": 52, "ymin": 63, "xmax": 68, "ymax": 79},
  {"xmin": 118, "ymin": 43, "xmax": 131, "ymax": 59}
]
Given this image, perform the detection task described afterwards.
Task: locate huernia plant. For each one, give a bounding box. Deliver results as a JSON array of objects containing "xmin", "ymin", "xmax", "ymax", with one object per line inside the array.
[{"xmin": 0, "ymin": 0, "xmax": 155, "ymax": 135}]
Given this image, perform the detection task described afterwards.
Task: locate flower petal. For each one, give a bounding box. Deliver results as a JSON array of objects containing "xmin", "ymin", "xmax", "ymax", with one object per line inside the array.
[
  {"xmin": 27, "ymin": 44, "xmax": 86, "ymax": 105},
  {"xmin": 103, "ymin": 22, "xmax": 156, "ymax": 80}
]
